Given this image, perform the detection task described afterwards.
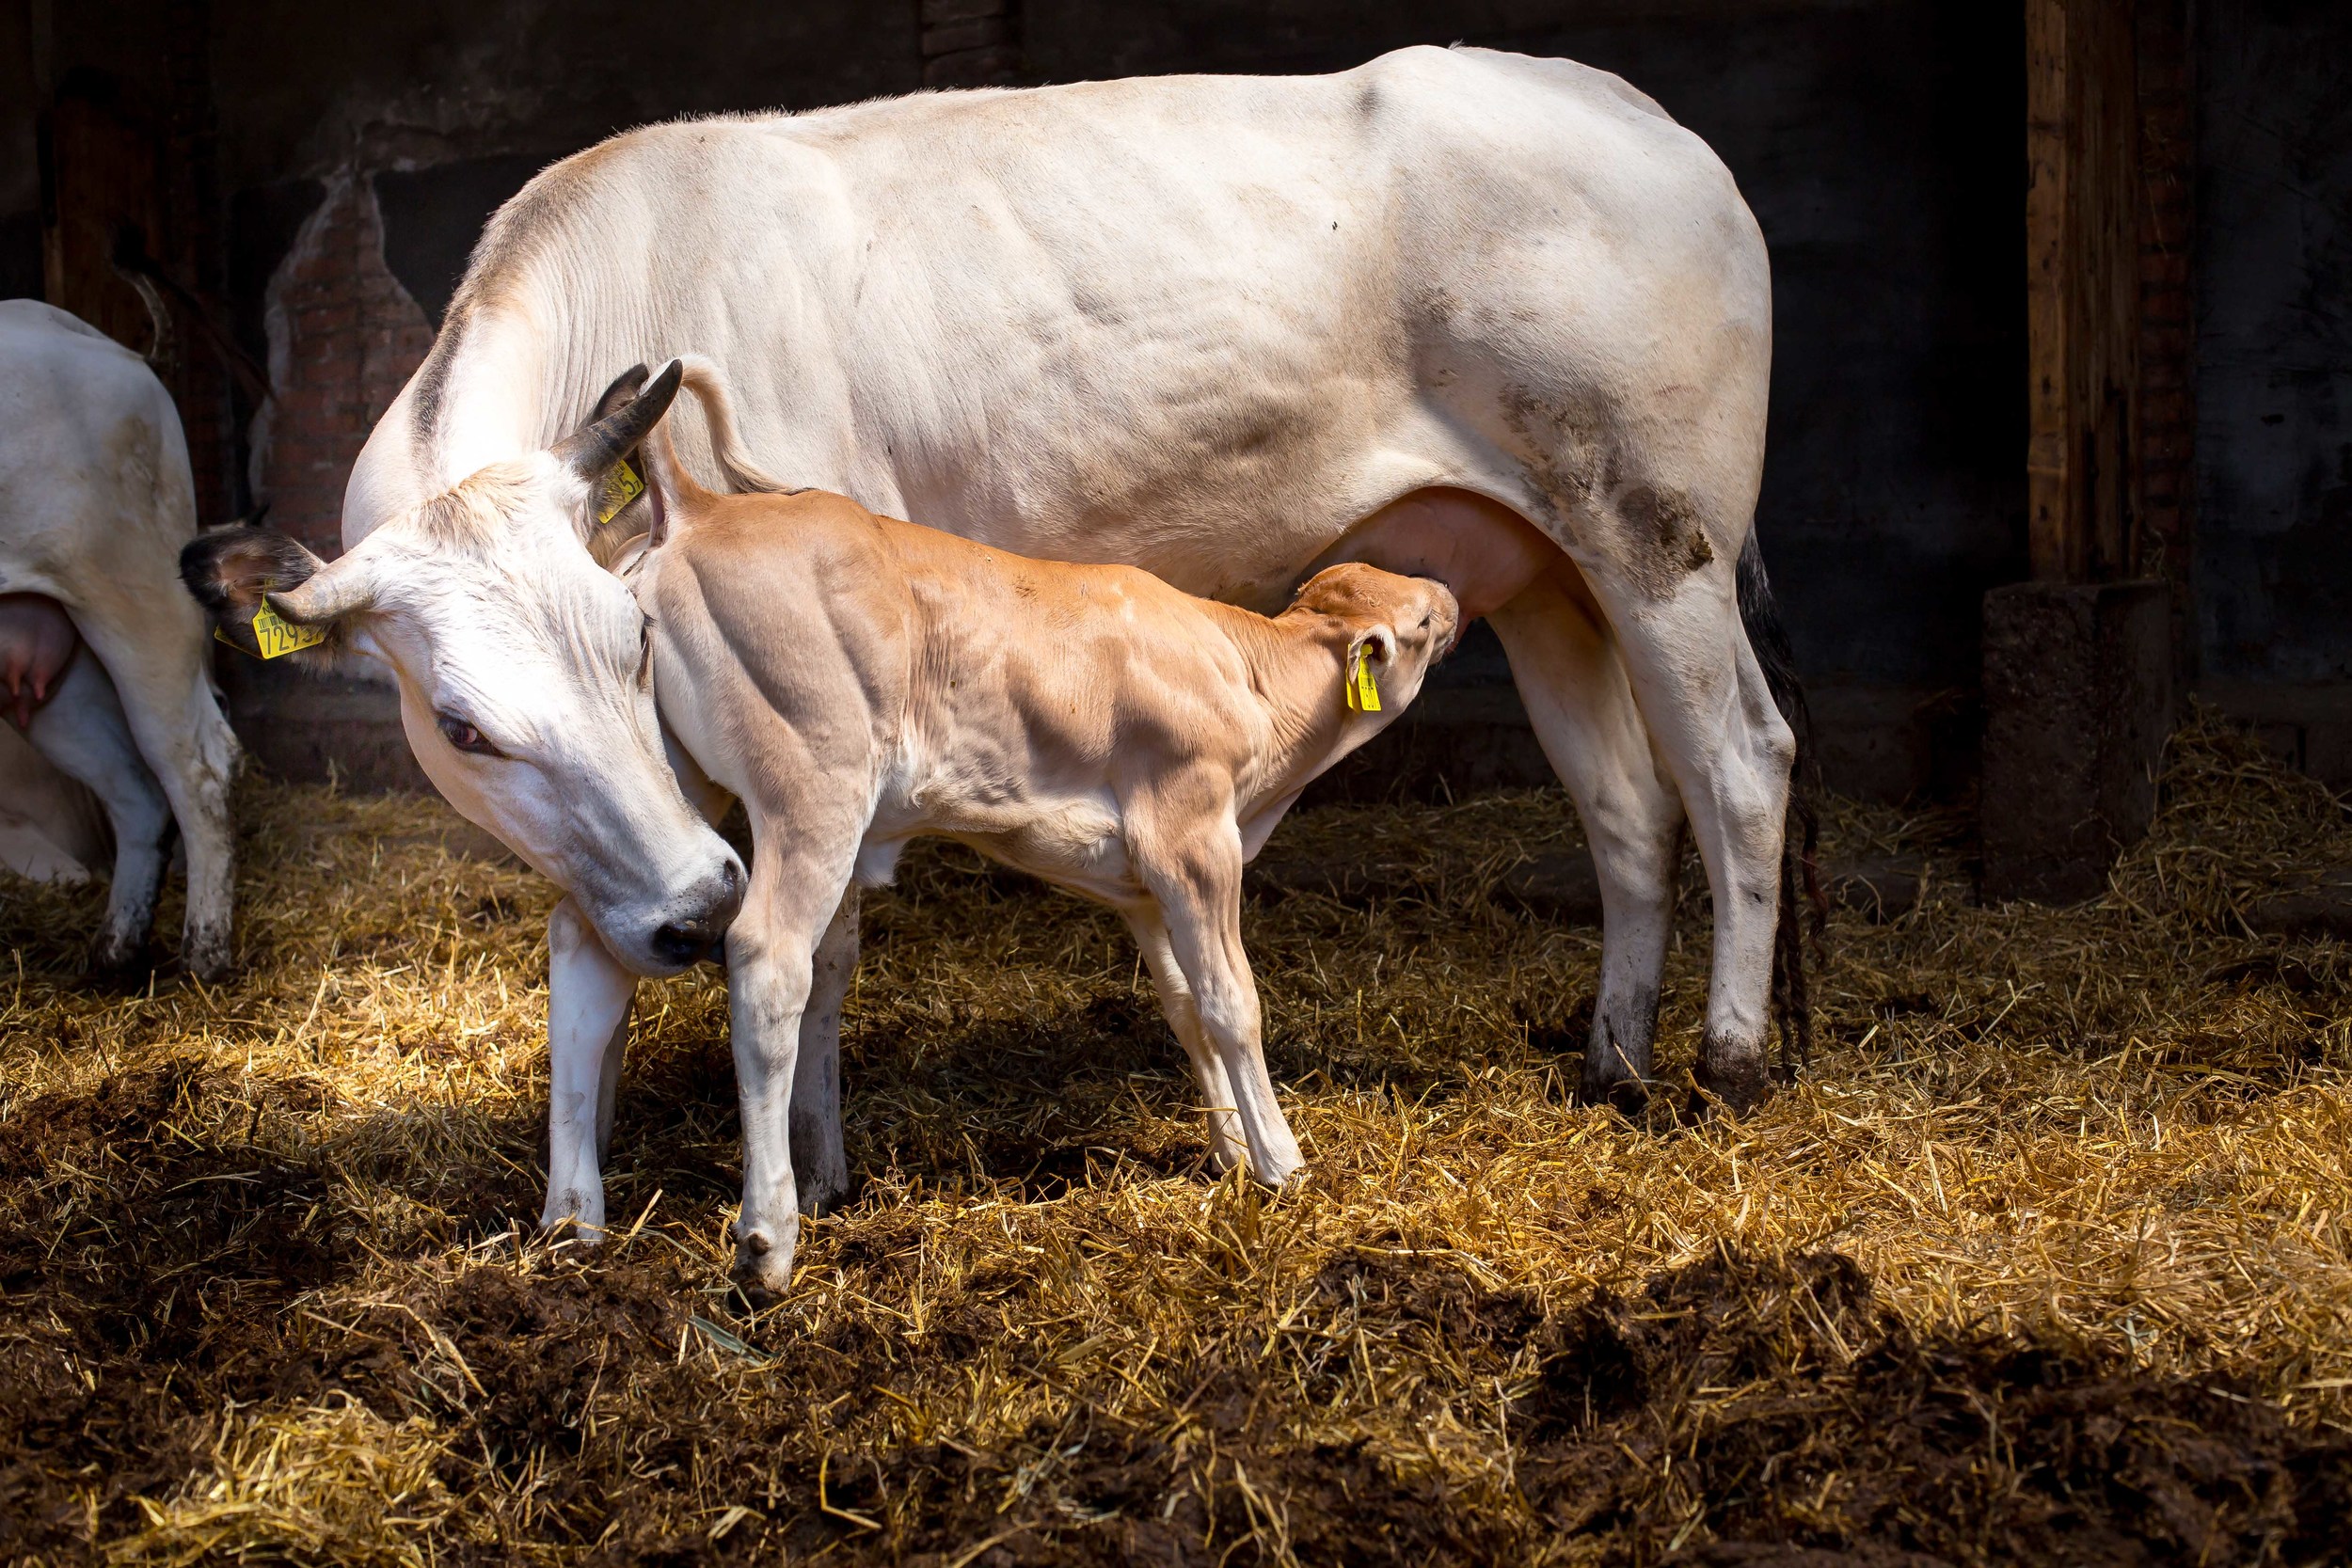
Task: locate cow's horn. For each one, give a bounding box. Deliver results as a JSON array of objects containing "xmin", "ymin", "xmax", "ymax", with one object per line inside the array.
[
  {"xmin": 268, "ymin": 555, "xmax": 376, "ymax": 624},
  {"xmin": 555, "ymin": 359, "xmax": 683, "ymax": 481}
]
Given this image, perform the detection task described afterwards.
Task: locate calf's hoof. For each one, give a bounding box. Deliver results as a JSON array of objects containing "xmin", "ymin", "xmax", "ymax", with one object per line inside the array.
[{"xmin": 731, "ymin": 1220, "xmax": 798, "ymax": 1306}]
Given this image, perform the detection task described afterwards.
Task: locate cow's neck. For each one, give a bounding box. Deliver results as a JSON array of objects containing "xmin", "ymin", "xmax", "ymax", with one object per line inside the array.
[{"xmin": 416, "ymin": 304, "xmax": 567, "ymax": 487}]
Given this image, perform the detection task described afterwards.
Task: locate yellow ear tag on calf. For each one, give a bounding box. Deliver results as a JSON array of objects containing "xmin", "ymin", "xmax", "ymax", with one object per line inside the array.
[
  {"xmin": 596, "ymin": 457, "xmax": 645, "ymax": 525},
  {"xmin": 238, "ymin": 602, "xmax": 326, "ymax": 659},
  {"xmin": 1346, "ymin": 647, "xmax": 1382, "ymax": 713}
]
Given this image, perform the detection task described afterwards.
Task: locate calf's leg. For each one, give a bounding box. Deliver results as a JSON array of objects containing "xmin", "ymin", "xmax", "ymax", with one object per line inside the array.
[
  {"xmin": 25, "ymin": 651, "xmax": 174, "ymax": 970},
  {"xmin": 789, "ymin": 889, "xmax": 858, "ymax": 1214},
  {"xmin": 1134, "ymin": 801, "xmax": 1303, "ymax": 1187},
  {"xmin": 1122, "ymin": 907, "xmax": 1250, "ymax": 1173},
  {"xmin": 727, "ymin": 843, "xmax": 860, "ymax": 1302}
]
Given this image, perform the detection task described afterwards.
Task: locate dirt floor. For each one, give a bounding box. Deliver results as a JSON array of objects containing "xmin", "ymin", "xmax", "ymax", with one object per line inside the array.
[{"xmin": 2, "ymin": 712, "xmax": 2349, "ymax": 1566}]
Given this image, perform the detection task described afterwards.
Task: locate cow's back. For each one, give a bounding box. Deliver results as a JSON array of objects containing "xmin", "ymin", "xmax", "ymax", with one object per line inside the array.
[{"xmin": 364, "ymin": 47, "xmax": 1768, "ymax": 603}]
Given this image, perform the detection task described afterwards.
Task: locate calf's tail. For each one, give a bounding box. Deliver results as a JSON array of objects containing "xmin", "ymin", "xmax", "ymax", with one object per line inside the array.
[
  {"xmin": 1736, "ymin": 531, "xmax": 1825, "ymax": 1080},
  {"xmin": 675, "ymin": 356, "xmax": 802, "ymax": 496}
]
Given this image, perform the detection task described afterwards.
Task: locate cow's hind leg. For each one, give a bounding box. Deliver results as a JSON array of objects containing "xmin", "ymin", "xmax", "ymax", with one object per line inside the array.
[
  {"xmin": 1577, "ymin": 544, "xmax": 1793, "ymax": 1113},
  {"xmin": 1488, "ymin": 562, "xmax": 1685, "ymax": 1113},
  {"xmin": 25, "ymin": 650, "xmax": 174, "ymax": 971}
]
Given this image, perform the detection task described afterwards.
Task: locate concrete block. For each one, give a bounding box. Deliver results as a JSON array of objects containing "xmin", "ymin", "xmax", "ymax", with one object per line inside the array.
[{"xmin": 1981, "ymin": 580, "xmax": 2174, "ymax": 904}]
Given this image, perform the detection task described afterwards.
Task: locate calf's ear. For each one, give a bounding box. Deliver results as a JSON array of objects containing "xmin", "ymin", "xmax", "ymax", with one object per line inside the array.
[{"xmin": 180, "ymin": 525, "xmax": 364, "ymax": 658}]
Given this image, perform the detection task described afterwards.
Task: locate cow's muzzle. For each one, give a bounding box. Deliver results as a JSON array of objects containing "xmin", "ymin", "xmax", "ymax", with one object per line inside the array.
[{"xmin": 650, "ymin": 860, "xmax": 744, "ymax": 967}]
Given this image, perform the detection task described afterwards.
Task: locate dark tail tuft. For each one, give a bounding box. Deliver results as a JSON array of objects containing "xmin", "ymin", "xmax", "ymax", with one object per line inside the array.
[{"xmin": 1737, "ymin": 531, "xmax": 1825, "ymax": 1081}]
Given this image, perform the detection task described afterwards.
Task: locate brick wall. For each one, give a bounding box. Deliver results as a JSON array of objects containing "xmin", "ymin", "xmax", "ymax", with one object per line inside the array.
[{"xmin": 248, "ymin": 173, "xmax": 433, "ymax": 556}]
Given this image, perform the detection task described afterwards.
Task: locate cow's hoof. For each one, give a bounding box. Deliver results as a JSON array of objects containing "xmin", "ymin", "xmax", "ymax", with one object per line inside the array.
[
  {"xmin": 90, "ymin": 929, "xmax": 147, "ymax": 975},
  {"xmin": 183, "ymin": 940, "xmax": 232, "ymax": 985},
  {"xmin": 1690, "ymin": 1043, "xmax": 1771, "ymax": 1117},
  {"xmin": 731, "ymin": 1221, "xmax": 797, "ymax": 1303},
  {"xmin": 541, "ymin": 1196, "xmax": 607, "ymax": 1243},
  {"xmin": 795, "ymin": 1168, "xmax": 852, "ymax": 1218},
  {"xmin": 1250, "ymin": 1161, "xmax": 1305, "ymax": 1192},
  {"xmin": 1579, "ymin": 1073, "xmax": 1653, "ymax": 1118}
]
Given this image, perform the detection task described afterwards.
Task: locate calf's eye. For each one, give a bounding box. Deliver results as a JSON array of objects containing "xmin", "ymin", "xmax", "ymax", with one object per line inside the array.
[{"xmin": 437, "ymin": 713, "xmax": 501, "ymax": 757}]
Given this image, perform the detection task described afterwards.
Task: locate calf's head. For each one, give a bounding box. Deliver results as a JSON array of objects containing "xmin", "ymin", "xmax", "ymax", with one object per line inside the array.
[
  {"xmin": 1289, "ymin": 562, "xmax": 1461, "ymax": 716},
  {"xmin": 181, "ymin": 362, "xmax": 742, "ymax": 975}
]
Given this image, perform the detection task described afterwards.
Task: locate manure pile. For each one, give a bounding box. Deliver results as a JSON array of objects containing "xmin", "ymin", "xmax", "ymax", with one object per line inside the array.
[{"xmin": 2, "ymin": 711, "xmax": 2348, "ymax": 1565}]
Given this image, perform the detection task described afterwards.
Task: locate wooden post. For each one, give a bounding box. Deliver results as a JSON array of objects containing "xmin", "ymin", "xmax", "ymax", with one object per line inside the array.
[
  {"xmin": 2026, "ymin": 0, "xmax": 2142, "ymax": 584},
  {"xmin": 1994, "ymin": 0, "xmax": 2176, "ymax": 903}
]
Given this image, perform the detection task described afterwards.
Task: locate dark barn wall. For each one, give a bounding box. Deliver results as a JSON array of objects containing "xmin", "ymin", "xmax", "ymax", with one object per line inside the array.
[
  {"xmin": 0, "ymin": 0, "xmax": 36, "ymax": 298},
  {"xmin": 2195, "ymin": 0, "xmax": 2352, "ymax": 777}
]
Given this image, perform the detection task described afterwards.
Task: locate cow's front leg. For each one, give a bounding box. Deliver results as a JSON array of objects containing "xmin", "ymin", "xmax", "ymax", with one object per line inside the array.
[
  {"xmin": 790, "ymin": 889, "xmax": 858, "ymax": 1214},
  {"xmin": 543, "ymin": 896, "xmax": 636, "ymax": 1237}
]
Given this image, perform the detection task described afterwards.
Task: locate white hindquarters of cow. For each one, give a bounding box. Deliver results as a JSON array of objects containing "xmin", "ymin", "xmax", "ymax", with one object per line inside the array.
[{"xmin": 0, "ymin": 300, "xmax": 240, "ymax": 976}]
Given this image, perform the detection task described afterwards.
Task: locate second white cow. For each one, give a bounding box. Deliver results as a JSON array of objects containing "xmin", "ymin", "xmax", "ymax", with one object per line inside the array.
[{"xmin": 0, "ymin": 301, "xmax": 239, "ymax": 977}]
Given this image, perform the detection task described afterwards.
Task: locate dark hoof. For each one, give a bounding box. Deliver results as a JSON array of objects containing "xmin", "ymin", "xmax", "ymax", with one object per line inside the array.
[
  {"xmin": 1690, "ymin": 1054, "xmax": 1771, "ymax": 1117},
  {"xmin": 1579, "ymin": 1074, "xmax": 1654, "ymax": 1118},
  {"xmin": 732, "ymin": 1275, "xmax": 783, "ymax": 1312}
]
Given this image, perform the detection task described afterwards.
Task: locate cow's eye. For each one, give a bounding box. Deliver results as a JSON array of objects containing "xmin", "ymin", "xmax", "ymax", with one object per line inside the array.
[{"xmin": 437, "ymin": 712, "xmax": 502, "ymax": 757}]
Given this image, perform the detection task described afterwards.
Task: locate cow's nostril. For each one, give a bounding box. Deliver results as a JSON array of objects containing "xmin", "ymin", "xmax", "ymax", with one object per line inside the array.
[{"xmin": 652, "ymin": 920, "xmax": 721, "ymax": 966}]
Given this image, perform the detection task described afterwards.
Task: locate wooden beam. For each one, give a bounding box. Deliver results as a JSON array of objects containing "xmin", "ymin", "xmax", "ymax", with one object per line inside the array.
[{"xmin": 2026, "ymin": 0, "xmax": 2142, "ymax": 584}]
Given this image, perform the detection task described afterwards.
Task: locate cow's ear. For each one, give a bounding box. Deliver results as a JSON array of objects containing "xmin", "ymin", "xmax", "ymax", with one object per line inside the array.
[
  {"xmin": 180, "ymin": 525, "xmax": 354, "ymax": 658},
  {"xmin": 588, "ymin": 364, "xmax": 651, "ymax": 424},
  {"xmin": 555, "ymin": 359, "xmax": 682, "ymax": 487}
]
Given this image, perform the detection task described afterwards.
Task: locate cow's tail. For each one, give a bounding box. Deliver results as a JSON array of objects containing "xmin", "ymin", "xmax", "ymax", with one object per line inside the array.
[
  {"xmin": 675, "ymin": 356, "xmax": 803, "ymax": 496},
  {"xmin": 1737, "ymin": 531, "xmax": 1825, "ymax": 1081}
]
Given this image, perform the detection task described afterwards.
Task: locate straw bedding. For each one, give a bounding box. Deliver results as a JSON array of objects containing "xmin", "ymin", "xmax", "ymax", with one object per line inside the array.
[{"xmin": 1, "ymin": 708, "xmax": 2347, "ymax": 1565}]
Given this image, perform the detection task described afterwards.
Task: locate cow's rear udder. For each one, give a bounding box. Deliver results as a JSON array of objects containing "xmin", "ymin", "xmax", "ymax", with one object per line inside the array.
[
  {"xmin": 0, "ymin": 594, "xmax": 79, "ymax": 730},
  {"xmin": 1311, "ymin": 487, "xmax": 1559, "ymax": 626}
]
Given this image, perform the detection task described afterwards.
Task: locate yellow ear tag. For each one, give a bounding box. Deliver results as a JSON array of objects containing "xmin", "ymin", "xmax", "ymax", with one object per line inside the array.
[
  {"xmin": 596, "ymin": 457, "xmax": 645, "ymax": 525},
  {"xmin": 1346, "ymin": 646, "xmax": 1381, "ymax": 713},
  {"xmin": 215, "ymin": 601, "xmax": 326, "ymax": 659}
]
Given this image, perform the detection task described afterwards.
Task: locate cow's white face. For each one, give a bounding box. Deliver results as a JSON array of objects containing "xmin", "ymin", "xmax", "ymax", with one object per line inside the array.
[{"xmin": 183, "ymin": 367, "xmax": 742, "ymax": 975}]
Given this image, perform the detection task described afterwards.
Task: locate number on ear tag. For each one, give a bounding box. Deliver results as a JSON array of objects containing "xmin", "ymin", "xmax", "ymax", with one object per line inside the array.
[
  {"xmin": 596, "ymin": 457, "xmax": 645, "ymax": 525},
  {"xmin": 216, "ymin": 602, "xmax": 326, "ymax": 659},
  {"xmin": 1345, "ymin": 647, "xmax": 1382, "ymax": 713}
]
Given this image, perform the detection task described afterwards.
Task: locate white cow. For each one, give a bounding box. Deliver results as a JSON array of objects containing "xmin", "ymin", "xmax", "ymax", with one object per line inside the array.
[
  {"xmin": 183, "ymin": 47, "xmax": 1804, "ymax": 1282},
  {"xmin": 0, "ymin": 300, "xmax": 240, "ymax": 977}
]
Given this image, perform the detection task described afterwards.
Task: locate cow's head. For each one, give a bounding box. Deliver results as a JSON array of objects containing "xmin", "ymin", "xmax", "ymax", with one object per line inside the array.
[{"xmin": 181, "ymin": 362, "xmax": 743, "ymax": 975}]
